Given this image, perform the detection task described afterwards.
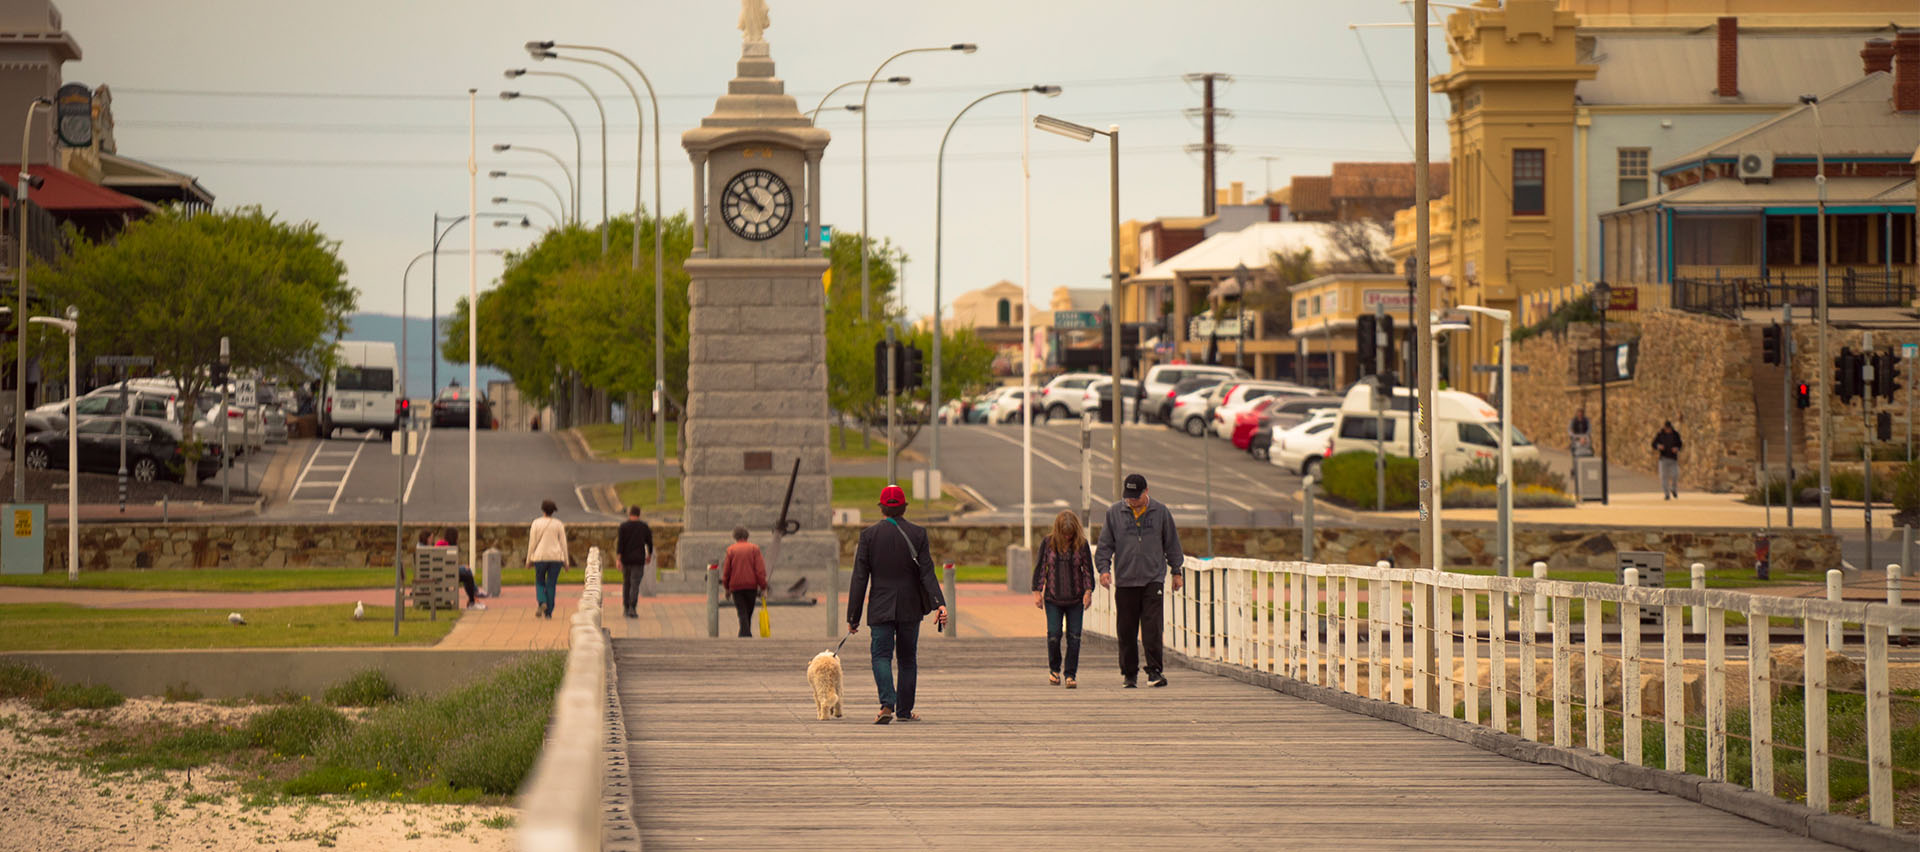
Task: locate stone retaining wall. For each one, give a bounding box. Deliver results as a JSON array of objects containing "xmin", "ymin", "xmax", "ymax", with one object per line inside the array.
[{"xmin": 39, "ymin": 521, "xmax": 1837, "ymax": 576}]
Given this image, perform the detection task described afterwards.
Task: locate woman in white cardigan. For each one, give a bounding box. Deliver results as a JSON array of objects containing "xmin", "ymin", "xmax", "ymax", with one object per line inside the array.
[{"xmin": 526, "ymin": 499, "xmax": 570, "ymax": 618}]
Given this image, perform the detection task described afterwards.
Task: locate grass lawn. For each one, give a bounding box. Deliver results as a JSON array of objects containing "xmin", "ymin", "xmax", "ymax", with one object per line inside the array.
[
  {"xmin": 577, "ymin": 422, "xmax": 677, "ymax": 461},
  {"xmin": 0, "ymin": 568, "xmax": 399, "ymax": 592},
  {"xmin": 615, "ymin": 474, "xmax": 964, "ymax": 516},
  {"xmin": 829, "ymin": 424, "xmax": 890, "ymax": 458},
  {"xmin": 0, "ymin": 603, "xmax": 461, "ymax": 650}
]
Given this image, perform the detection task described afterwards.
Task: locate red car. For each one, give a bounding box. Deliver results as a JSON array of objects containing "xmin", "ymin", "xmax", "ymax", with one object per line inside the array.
[{"xmin": 1230, "ymin": 397, "xmax": 1278, "ymax": 451}]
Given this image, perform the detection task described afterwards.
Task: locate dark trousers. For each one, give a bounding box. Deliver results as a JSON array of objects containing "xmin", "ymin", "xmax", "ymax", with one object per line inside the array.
[
  {"xmin": 1045, "ymin": 601, "xmax": 1084, "ymax": 678},
  {"xmin": 620, "ymin": 562, "xmax": 643, "ymax": 612},
  {"xmin": 731, "ymin": 589, "xmax": 758, "ymax": 637},
  {"xmin": 869, "ymin": 619, "xmax": 922, "ymax": 715},
  {"xmin": 532, "ymin": 561, "xmax": 562, "ymax": 616},
  {"xmin": 458, "ymin": 565, "xmax": 479, "ymax": 606},
  {"xmin": 1113, "ymin": 582, "xmax": 1165, "ymax": 680}
]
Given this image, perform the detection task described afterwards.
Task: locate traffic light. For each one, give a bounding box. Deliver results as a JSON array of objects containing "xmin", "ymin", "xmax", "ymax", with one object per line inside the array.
[
  {"xmin": 1761, "ymin": 323, "xmax": 1783, "ymax": 365},
  {"xmin": 396, "ymin": 398, "xmax": 410, "ymax": 419},
  {"xmin": 1878, "ymin": 410, "xmax": 1894, "ymax": 442},
  {"xmin": 902, "ymin": 344, "xmax": 925, "ymax": 391},
  {"xmin": 1378, "ymin": 314, "xmax": 1397, "ymax": 375},
  {"xmin": 1356, "ymin": 313, "xmax": 1378, "ymax": 377},
  {"xmin": 1875, "ymin": 350, "xmax": 1901, "ymax": 401},
  {"xmin": 873, "ymin": 339, "xmax": 892, "ymax": 397},
  {"xmin": 1795, "ymin": 382, "xmax": 1811, "ymax": 409},
  {"xmin": 1834, "ymin": 347, "xmax": 1862, "ymax": 404}
]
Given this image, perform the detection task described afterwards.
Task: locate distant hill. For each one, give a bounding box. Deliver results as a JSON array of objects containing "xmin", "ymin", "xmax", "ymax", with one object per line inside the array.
[{"xmin": 342, "ymin": 313, "xmax": 509, "ymax": 400}]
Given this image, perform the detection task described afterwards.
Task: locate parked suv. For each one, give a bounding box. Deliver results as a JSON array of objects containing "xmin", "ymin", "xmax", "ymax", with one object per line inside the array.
[
  {"xmin": 1035, "ymin": 372, "xmax": 1106, "ymax": 421},
  {"xmin": 1166, "ymin": 378, "xmax": 1232, "ymax": 437},
  {"xmin": 1140, "ymin": 364, "xmax": 1248, "ymax": 423}
]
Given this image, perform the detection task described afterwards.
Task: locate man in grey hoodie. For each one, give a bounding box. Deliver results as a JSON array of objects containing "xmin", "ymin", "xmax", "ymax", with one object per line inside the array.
[{"xmin": 1096, "ymin": 473, "xmax": 1186, "ymax": 688}]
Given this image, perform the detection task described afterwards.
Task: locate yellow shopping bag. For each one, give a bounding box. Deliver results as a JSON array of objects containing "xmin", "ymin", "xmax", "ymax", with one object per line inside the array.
[{"xmin": 758, "ymin": 594, "xmax": 772, "ymax": 637}]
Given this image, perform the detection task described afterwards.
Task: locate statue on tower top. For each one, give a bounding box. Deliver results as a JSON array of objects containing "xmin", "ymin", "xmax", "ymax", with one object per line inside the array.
[{"xmin": 739, "ymin": 0, "xmax": 770, "ymax": 43}]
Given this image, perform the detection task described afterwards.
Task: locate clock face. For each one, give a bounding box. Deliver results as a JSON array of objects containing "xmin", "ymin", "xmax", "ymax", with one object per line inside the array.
[{"xmin": 720, "ymin": 168, "xmax": 793, "ymax": 241}]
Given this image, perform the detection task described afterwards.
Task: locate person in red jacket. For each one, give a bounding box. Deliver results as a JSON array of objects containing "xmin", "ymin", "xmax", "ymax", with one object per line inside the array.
[{"xmin": 720, "ymin": 526, "xmax": 768, "ymax": 637}]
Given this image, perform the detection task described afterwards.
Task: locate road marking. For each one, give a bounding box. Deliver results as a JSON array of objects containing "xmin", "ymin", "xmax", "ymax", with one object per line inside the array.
[
  {"xmin": 287, "ymin": 442, "xmax": 351, "ymax": 498},
  {"xmin": 574, "ymin": 484, "xmax": 598, "ymax": 515},
  {"xmin": 402, "ymin": 422, "xmax": 433, "ymax": 505},
  {"xmin": 974, "ymin": 427, "xmax": 1069, "ymax": 470},
  {"xmin": 327, "ymin": 440, "xmax": 368, "ymax": 515}
]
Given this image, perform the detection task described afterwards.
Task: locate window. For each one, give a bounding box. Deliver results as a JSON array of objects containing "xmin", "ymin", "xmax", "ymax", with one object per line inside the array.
[
  {"xmin": 77, "ymin": 420, "xmax": 119, "ymax": 436},
  {"xmin": 334, "ymin": 367, "xmax": 394, "ymax": 393},
  {"xmin": 1295, "ymin": 298, "xmax": 1307, "ymax": 319},
  {"xmin": 136, "ymin": 399, "xmax": 167, "ymax": 418},
  {"xmin": 995, "ymin": 298, "xmax": 1010, "ymax": 325},
  {"xmin": 1675, "ymin": 217, "xmax": 1756, "ymax": 266},
  {"xmin": 1512, "ymin": 148, "xmax": 1545, "ymax": 216},
  {"xmin": 1765, "ymin": 216, "xmax": 1798, "ymax": 267},
  {"xmin": 1834, "ymin": 215, "xmax": 1872, "ymax": 265},
  {"xmin": 1617, "ymin": 148, "xmax": 1650, "ymax": 206}
]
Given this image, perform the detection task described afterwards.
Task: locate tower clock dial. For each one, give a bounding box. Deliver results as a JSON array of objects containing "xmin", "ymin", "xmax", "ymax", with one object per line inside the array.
[{"xmin": 720, "ymin": 168, "xmax": 793, "ymax": 241}]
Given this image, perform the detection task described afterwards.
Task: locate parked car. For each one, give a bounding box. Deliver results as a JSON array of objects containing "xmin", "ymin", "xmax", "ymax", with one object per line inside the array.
[
  {"xmin": 0, "ymin": 411, "xmax": 60, "ymax": 451},
  {"xmin": 322, "ymin": 340, "xmax": 401, "ymax": 439},
  {"xmin": 1167, "ymin": 379, "xmax": 1232, "ymax": 437},
  {"xmin": 73, "ymin": 379, "xmax": 266, "ymax": 452},
  {"xmin": 1246, "ymin": 397, "xmax": 1341, "ymax": 460},
  {"xmin": 964, "ymin": 386, "xmax": 1013, "ymax": 424},
  {"xmin": 1211, "ymin": 381, "xmax": 1318, "ymax": 438},
  {"xmin": 22, "ymin": 415, "xmax": 223, "ymax": 483},
  {"xmin": 432, "ymin": 382, "xmax": 493, "ymax": 429},
  {"xmin": 1140, "ymin": 364, "xmax": 1249, "ymax": 423},
  {"xmin": 1271, "ymin": 412, "xmax": 1340, "ymax": 476},
  {"xmin": 987, "ymin": 387, "xmax": 1037, "ymax": 424},
  {"xmin": 1230, "ymin": 397, "xmax": 1279, "ymax": 452},
  {"xmin": 1328, "ymin": 383, "xmax": 1538, "ymax": 476},
  {"xmin": 1081, "ymin": 379, "xmax": 1143, "ymax": 423},
  {"xmin": 1035, "ymin": 372, "xmax": 1106, "ymax": 421}
]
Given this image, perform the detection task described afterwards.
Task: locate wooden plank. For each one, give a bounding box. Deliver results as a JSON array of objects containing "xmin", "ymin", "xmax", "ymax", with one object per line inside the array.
[{"xmin": 613, "ymin": 638, "xmax": 1840, "ymax": 851}]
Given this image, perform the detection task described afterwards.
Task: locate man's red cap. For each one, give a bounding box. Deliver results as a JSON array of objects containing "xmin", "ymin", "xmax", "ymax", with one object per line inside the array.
[{"xmin": 878, "ymin": 484, "xmax": 908, "ymax": 507}]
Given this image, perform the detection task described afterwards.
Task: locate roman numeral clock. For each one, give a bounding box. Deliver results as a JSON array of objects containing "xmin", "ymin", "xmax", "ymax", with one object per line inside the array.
[{"xmin": 675, "ymin": 26, "xmax": 837, "ymax": 593}]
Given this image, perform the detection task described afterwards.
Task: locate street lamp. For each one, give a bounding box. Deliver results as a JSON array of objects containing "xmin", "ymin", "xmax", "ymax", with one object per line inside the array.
[
  {"xmin": 1034, "ymin": 113, "xmax": 1123, "ymax": 501},
  {"xmin": 810, "ymin": 77, "xmax": 906, "ymax": 123},
  {"xmin": 1802, "ymin": 93, "xmax": 1831, "ymax": 532},
  {"xmin": 491, "ymin": 196, "xmax": 559, "ymax": 228},
  {"xmin": 494, "ymin": 217, "xmax": 532, "ymax": 228},
  {"xmin": 930, "ymin": 84, "xmax": 1061, "ymax": 485},
  {"xmin": 12, "ymin": 96, "xmax": 50, "ymax": 504},
  {"xmin": 27, "ymin": 307, "xmax": 75, "ymax": 581},
  {"xmin": 498, "ymin": 92, "xmax": 583, "ymax": 223},
  {"xmin": 530, "ymin": 40, "xmax": 668, "ymax": 489},
  {"xmin": 489, "ymin": 146, "xmax": 572, "ymax": 224},
  {"xmin": 1457, "ymin": 305, "xmax": 1513, "ymax": 579},
  {"xmin": 507, "ymin": 67, "xmax": 608, "ymax": 254},
  {"xmin": 429, "ymin": 212, "xmax": 526, "ymax": 395},
  {"xmin": 1427, "ymin": 315, "xmax": 1473, "ymax": 568},
  {"xmin": 861, "ymin": 44, "xmax": 978, "ymax": 322},
  {"xmin": 1590, "ymin": 281, "xmax": 1612, "ymax": 505},
  {"xmin": 486, "ymin": 169, "xmax": 569, "ymax": 229}
]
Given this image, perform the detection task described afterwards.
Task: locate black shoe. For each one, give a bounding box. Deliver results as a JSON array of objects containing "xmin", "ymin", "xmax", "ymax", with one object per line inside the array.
[
  {"xmin": 1123, "ymin": 678, "xmax": 1138, "ymax": 688},
  {"xmin": 1148, "ymin": 674, "xmax": 1169, "ymax": 688}
]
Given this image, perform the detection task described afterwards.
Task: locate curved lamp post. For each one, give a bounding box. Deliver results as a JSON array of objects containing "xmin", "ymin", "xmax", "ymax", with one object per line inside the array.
[
  {"xmin": 810, "ymin": 76, "xmax": 905, "ymax": 123},
  {"xmin": 491, "ymin": 196, "xmax": 560, "ymax": 228},
  {"xmin": 12, "ymin": 96, "xmax": 49, "ymax": 503},
  {"xmin": 499, "ymin": 91, "xmax": 583, "ymax": 223},
  {"xmin": 490, "ymin": 146, "xmax": 572, "ymax": 223},
  {"xmin": 507, "ymin": 67, "xmax": 607, "ymax": 254},
  {"xmin": 861, "ymin": 44, "xmax": 977, "ymax": 322},
  {"xmin": 27, "ymin": 307, "xmax": 75, "ymax": 580},
  {"xmin": 486, "ymin": 170, "xmax": 569, "ymax": 230}
]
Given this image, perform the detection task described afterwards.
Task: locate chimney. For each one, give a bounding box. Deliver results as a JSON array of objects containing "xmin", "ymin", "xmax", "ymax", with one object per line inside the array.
[
  {"xmin": 1230, "ymin": 181, "xmax": 1244, "ymax": 206},
  {"xmin": 1862, "ymin": 38, "xmax": 1894, "ymax": 76},
  {"xmin": 1715, "ymin": 17, "xmax": 1739, "ymax": 98},
  {"xmin": 1897, "ymin": 31, "xmax": 1920, "ymax": 112}
]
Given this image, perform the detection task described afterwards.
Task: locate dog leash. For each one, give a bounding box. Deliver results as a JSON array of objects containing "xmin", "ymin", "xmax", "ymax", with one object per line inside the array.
[{"xmin": 832, "ymin": 632, "xmax": 850, "ymax": 655}]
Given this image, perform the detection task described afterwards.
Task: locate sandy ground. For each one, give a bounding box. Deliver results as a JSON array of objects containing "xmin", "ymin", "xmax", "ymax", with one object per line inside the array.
[{"xmin": 0, "ymin": 699, "xmax": 515, "ymax": 852}]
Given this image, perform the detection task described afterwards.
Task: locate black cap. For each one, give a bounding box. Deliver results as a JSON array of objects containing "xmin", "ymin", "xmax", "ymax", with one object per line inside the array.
[{"xmin": 1123, "ymin": 474, "xmax": 1147, "ymax": 498}]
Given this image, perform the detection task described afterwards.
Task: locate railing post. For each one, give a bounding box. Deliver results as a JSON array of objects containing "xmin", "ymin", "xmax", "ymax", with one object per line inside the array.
[
  {"xmin": 1325, "ymin": 570, "xmax": 1341, "ymax": 679},
  {"xmin": 1552, "ymin": 596, "xmax": 1571, "ymax": 748},
  {"xmin": 1888, "ymin": 561, "xmax": 1904, "ymax": 639},
  {"xmin": 1412, "ymin": 571, "xmax": 1430, "ymax": 712},
  {"xmin": 1690, "ymin": 562, "xmax": 1707, "ymax": 632},
  {"xmin": 1532, "ymin": 561, "xmax": 1549, "ymax": 633},
  {"xmin": 705, "ymin": 562, "xmax": 720, "ymax": 638},
  {"xmin": 1201, "ymin": 566, "xmax": 1216, "ymax": 662},
  {"xmin": 1390, "ymin": 577, "xmax": 1406, "ymax": 704},
  {"xmin": 1663, "ymin": 597, "xmax": 1685, "ymax": 772},
  {"xmin": 1583, "ymin": 591, "xmax": 1602, "ymax": 752},
  {"xmin": 1462, "ymin": 587, "xmax": 1480, "ymax": 725},
  {"xmin": 1826, "ymin": 568, "xmax": 1844, "ymax": 650},
  {"xmin": 1623, "ymin": 568, "xmax": 1643, "ymax": 766},
  {"xmin": 1343, "ymin": 575, "xmax": 1360, "ymax": 693},
  {"xmin": 1805, "ymin": 614, "xmax": 1830, "ymax": 811},
  {"xmin": 1264, "ymin": 568, "xmax": 1277, "ymax": 674},
  {"xmin": 1302, "ymin": 475, "xmax": 1316, "ymax": 562},
  {"xmin": 1747, "ymin": 597, "xmax": 1774, "ymax": 797},
  {"xmin": 1438, "ymin": 578, "xmax": 1455, "ymax": 716},
  {"xmin": 1706, "ymin": 605, "xmax": 1727, "ymax": 782},
  {"xmin": 1520, "ymin": 574, "xmax": 1538, "ymax": 741},
  {"xmin": 1865, "ymin": 623, "xmax": 1893, "ymax": 826},
  {"xmin": 1306, "ymin": 573, "xmax": 1322, "ymax": 686},
  {"xmin": 1370, "ymin": 565, "xmax": 1389, "ymax": 701},
  {"xmin": 943, "ymin": 563, "xmax": 957, "ymax": 640}
]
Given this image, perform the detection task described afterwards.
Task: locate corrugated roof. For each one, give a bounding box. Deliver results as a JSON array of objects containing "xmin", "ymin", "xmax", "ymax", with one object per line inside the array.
[
  {"xmin": 1601, "ymin": 176, "xmax": 1914, "ymax": 216},
  {"xmin": 1659, "ymin": 73, "xmax": 1918, "ymax": 170},
  {"xmin": 1329, "ymin": 162, "xmax": 1452, "ymax": 199},
  {"xmin": 1288, "ymin": 176, "xmax": 1332, "ymax": 213},
  {"xmin": 20, "ymin": 164, "xmax": 150, "ymax": 213},
  {"xmin": 1577, "ymin": 32, "xmax": 1872, "ymax": 106},
  {"xmin": 1130, "ymin": 222, "xmax": 1360, "ymax": 284}
]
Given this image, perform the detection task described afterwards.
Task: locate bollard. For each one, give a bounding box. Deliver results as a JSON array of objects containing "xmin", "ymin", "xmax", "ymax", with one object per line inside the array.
[
  {"xmin": 1006, "ymin": 544, "xmax": 1030, "ymax": 593},
  {"xmin": 161, "ymin": 494, "xmax": 168, "ymax": 524},
  {"xmin": 1302, "ymin": 475, "xmax": 1316, "ymax": 562},
  {"xmin": 943, "ymin": 563, "xmax": 958, "ymax": 639},
  {"xmin": 827, "ymin": 564, "xmax": 841, "ymax": 639},
  {"xmin": 1532, "ymin": 562, "xmax": 1548, "ymax": 634},
  {"xmin": 1889, "ymin": 563, "xmax": 1904, "ymax": 639},
  {"xmin": 705, "ymin": 563, "xmax": 720, "ymax": 638},
  {"xmin": 1690, "ymin": 563, "xmax": 1707, "ymax": 632},
  {"xmin": 1826, "ymin": 568, "xmax": 1843, "ymax": 649}
]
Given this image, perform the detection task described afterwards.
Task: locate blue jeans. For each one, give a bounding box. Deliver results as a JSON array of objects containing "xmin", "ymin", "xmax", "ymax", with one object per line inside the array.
[
  {"xmin": 1045, "ymin": 601, "xmax": 1085, "ymax": 678},
  {"xmin": 869, "ymin": 620, "xmax": 922, "ymax": 715},
  {"xmin": 532, "ymin": 560, "xmax": 562, "ymax": 615}
]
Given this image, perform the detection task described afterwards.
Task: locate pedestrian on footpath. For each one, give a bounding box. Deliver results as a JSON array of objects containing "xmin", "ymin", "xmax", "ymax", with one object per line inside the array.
[
  {"xmin": 848, "ymin": 485, "xmax": 948, "ymax": 724},
  {"xmin": 1096, "ymin": 473, "xmax": 1185, "ymax": 688},
  {"xmin": 1032, "ymin": 510, "xmax": 1094, "ymax": 689},
  {"xmin": 1568, "ymin": 406, "xmax": 1592, "ymax": 457},
  {"xmin": 525, "ymin": 499, "xmax": 570, "ymax": 619},
  {"xmin": 437, "ymin": 528, "xmax": 484, "ymax": 611},
  {"xmin": 720, "ymin": 526, "xmax": 768, "ymax": 637},
  {"xmin": 616, "ymin": 504, "xmax": 654, "ymax": 619},
  {"xmin": 1652, "ymin": 421, "xmax": 1683, "ymax": 499}
]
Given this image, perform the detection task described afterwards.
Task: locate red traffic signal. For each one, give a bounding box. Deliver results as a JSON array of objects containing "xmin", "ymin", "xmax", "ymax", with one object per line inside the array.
[
  {"xmin": 397, "ymin": 398, "xmax": 410, "ymax": 416},
  {"xmin": 1795, "ymin": 382, "xmax": 1811, "ymax": 409}
]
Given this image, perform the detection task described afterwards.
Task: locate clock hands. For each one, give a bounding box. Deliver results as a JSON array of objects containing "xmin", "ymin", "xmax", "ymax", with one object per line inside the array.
[{"xmin": 729, "ymin": 186, "xmax": 765, "ymax": 213}]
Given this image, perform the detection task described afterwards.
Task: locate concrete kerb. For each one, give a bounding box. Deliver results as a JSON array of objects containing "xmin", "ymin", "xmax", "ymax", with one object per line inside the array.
[
  {"xmin": 517, "ymin": 547, "xmax": 627, "ymax": 852},
  {"xmin": 1133, "ymin": 640, "xmax": 1917, "ymax": 852}
]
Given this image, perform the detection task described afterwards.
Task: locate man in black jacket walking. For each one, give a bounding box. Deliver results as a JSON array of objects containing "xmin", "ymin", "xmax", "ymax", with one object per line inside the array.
[
  {"xmin": 615, "ymin": 505, "xmax": 653, "ymax": 618},
  {"xmin": 848, "ymin": 485, "xmax": 947, "ymax": 724},
  {"xmin": 1096, "ymin": 474, "xmax": 1185, "ymax": 688}
]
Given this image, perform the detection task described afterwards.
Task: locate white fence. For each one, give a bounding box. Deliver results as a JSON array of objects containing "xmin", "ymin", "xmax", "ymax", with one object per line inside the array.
[
  {"xmin": 1087, "ymin": 558, "xmax": 1920, "ymax": 830},
  {"xmin": 517, "ymin": 547, "xmax": 610, "ymax": 852}
]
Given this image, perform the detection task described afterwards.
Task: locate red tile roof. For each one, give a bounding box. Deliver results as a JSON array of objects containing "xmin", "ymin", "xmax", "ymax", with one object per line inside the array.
[{"xmin": 18, "ymin": 165, "xmax": 151, "ymax": 214}]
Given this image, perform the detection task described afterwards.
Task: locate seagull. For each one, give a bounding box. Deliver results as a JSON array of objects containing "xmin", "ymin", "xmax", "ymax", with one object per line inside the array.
[
  {"xmin": 227, "ymin": 612, "xmax": 246, "ymax": 626},
  {"xmin": 352, "ymin": 601, "xmax": 365, "ymax": 621}
]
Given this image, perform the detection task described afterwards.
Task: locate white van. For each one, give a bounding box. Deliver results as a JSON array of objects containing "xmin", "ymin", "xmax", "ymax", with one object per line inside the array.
[
  {"xmin": 321, "ymin": 341, "xmax": 401, "ymax": 440},
  {"xmin": 1327, "ymin": 383, "xmax": 1537, "ymax": 477}
]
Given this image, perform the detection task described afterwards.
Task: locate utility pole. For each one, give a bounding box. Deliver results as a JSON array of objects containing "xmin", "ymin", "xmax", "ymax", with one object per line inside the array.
[{"xmin": 1182, "ymin": 73, "xmax": 1233, "ymax": 215}]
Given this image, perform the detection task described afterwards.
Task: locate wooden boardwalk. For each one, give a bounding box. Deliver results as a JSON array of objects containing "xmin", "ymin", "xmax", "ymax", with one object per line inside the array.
[{"xmin": 614, "ymin": 637, "xmax": 1834, "ymax": 851}]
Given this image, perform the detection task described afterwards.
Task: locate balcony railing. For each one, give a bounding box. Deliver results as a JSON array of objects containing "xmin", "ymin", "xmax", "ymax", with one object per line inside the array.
[{"xmin": 1674, "ymin": 269, "xmax": 1915, "ymax": 319}]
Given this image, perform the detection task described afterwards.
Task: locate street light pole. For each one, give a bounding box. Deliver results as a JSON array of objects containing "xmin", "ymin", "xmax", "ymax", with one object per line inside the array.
[
  {"xmin": 861, "ymin": 44, "xmax": 978, "ymax": 322},
  {"xmin": 490, "ymin": 196, "xmax": 560, "ymax": 228},
  {"xmin": 932, "ymin": 84, "xmax": 1060, "ymax": 485},
  {"xmin": 430, "ymin": 212, "xmax": 525, "ymax": 398},
  {"xmin": 12, "ymin": 97, "xmax": 49, "ymax": 504},
  {"xmin": 1459, "ymin": 306, "xmax": 1512, "ymax": 578},
  {"xmin": 487, "ymin": 171, "xmax": 568, "ymax": 227},
  {"xmin": 498, "ymin": 92, "xmax": 583, "ymax": 223},
  {"xmin": 27, "ymin": 309, "xmax": 74, "ymax": 579},
  {"xmin": 811, "ymin": 77, "xmax": 905, "ymax": 124},
  {"xmin": 508, "ymin": 68, "xmax": 607, "ymax": 254},
  {"xmin": 490, "ymin": 143, "xmax": 574, "ymax": 223},
  {"xmin": 1804, "ymin": 94, "xmax": 1832, "ymax": 533}
]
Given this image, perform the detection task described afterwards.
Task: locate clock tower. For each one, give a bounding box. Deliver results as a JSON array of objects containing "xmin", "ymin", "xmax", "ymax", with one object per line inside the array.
[{"xmin": 676, "ymin": 28, "xmax": 836, "ymax": 592}]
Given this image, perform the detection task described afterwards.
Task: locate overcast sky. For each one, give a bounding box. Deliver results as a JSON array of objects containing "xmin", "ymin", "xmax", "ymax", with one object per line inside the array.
[{"xmin": 58, "ymin": 0, "xmax": 1448, "ymax": 324}]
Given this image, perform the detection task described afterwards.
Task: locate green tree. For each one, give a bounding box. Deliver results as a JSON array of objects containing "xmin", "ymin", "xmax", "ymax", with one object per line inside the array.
[
  {"xmin": 36, "ymin": 206, "xmax": 353, "ymax": 484},
  {"xmin": 822, "ymin": 233, "xmax": 901, "ymax": 448}
]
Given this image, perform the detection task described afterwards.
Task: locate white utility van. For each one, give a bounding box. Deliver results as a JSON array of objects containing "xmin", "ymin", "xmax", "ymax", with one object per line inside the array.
[
  {"xmin": 1327, "ymin": 383, "xmax": 1537, "ymax": 477},
  {"xmin": 321, "ymin": 341, "xmax": 401, "ymax": 440}
]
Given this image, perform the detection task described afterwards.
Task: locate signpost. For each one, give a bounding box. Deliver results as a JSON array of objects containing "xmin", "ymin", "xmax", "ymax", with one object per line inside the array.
[
  {"xmin": 95, "ymin": 356, "xmax": 152, "ymax": 516},
  {"xmin": 1053, "ymin": 310, "xmax": 1099, "ymax": 331}
]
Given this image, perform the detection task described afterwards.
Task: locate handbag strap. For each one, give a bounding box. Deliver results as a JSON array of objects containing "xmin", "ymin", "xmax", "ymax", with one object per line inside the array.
[{"xmin": 885, "ymin": 518, "xmax": 937, "ymax": 604}]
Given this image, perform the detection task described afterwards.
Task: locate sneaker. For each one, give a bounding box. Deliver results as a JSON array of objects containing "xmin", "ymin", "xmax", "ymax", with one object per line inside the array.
[
  {"xmin": 1148, "ymin": 674, "xmax": 1169, "ymax": 688},
  {"xmin": 469, "ymin": 603, "xmax": 487, "ymax": 611},
  {"xmin": 1123, "ymin": 678, "xmax": 1137, "ymax": 688}
]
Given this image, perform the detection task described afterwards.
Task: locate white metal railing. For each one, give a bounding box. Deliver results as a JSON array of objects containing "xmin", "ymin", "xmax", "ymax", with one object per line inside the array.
[
  {"xmin": 517, "ymin": 547, "xmax": 609, "ymax": 852},
  {"xmin": 1087, "ymin": 557, "xmax": 1920, "ymax": 829}
]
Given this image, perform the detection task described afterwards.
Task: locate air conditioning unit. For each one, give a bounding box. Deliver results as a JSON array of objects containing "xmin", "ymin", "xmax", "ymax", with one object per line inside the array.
[{"xmin": 1737, "ymin": 150, "xmax": 1775, "ymax": 181}]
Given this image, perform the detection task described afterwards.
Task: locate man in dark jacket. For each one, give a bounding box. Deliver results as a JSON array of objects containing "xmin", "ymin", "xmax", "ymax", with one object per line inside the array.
[
  {"xmin": 1652, "ymin": 421, "xmax": 1683, "ymax": 500},
  {"xmin": 1096, "ymin": 473, "xmax": 1185, "ymax": 688},
  {"xmin": 848, "ymin": 485, "xmax": 948, "ymax": 724},
  {"xmin": 615, "ymin": 505, "xmax": 654, "ymax": 618}
]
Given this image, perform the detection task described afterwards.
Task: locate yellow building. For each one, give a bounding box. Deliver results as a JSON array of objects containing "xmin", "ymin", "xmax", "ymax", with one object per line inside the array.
[{"xmin": 1287, "ymin": 273, "xmax": 1417, "ymax": 389}]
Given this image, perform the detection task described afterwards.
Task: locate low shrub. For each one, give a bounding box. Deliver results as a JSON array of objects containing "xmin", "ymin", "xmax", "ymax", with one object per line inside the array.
[
  {"xmin": 0, "ymin": 661, "xmax": 54, "ymax": 700},
  {"xmin": 1442, "ymin": 482, "xmax": 1576, "ymax": 509},
  {"xmin": 324, "ymin": 669, "xmax": 400, "ymax": 707},
  {"xmin": 245, "ymin": 703, "xmax": 350, "ymax": 757},
  {"xmin": 89, "ymin": 725, "xmax": 247, "ymax": 773},
  {"xmin": 38, "ymin": 681, "xmax": 124, "ymax": 711},
  {"xmin": 1319, "ymin": 451, "xmax": 1419, "ymax": 510},
  {"xmin": 1443, "ymin": 458, "xmax": 1570, "ymax": 494}
]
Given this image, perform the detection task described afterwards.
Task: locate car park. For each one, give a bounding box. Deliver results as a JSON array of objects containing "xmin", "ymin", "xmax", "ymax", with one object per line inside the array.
[
  {"xmin": 22, "ymin": 415, "xmax": 223, "ymax": 483},
  {"xmin": 1139, "ymin": 364, "xmax": 1248, "ymax": 422}
]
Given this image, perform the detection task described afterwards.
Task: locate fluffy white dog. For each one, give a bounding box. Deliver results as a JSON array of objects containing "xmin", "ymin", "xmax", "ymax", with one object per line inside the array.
[{"xmin": 806, "ymin": 650, "xmax": 843, "ymax": 720}]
